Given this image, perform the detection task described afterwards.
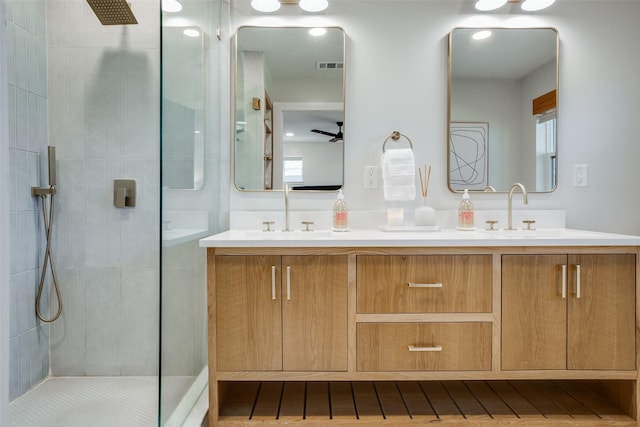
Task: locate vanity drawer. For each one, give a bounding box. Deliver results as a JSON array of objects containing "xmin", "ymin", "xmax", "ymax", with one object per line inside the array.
[
  {"xmin": 356, "ymin": 255, "xmax": 492, "ymax": 313},
  {"xmin": 357, "ymin": 322, "xmax": 491, "ymax": 371}
]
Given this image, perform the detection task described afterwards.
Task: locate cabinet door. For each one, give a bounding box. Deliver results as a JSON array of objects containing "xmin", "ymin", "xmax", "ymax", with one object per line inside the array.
[
  {"xmin": 502, "ymin": 255, "xmax": 567, "ymax": 370},
  {"xmin": 568, "ymin": 254, "xmax": 636, "ymax": 370},
  {"xmin": 282, "ymin": 255, "xmax": 348, "ymax": 371},
  {"xmin": 216, "ymin": 255, "xmax": 282, "ymax": 371}
]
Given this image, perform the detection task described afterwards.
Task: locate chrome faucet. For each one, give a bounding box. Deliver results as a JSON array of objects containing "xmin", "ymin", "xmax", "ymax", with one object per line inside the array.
[
  {"xmin": 283, "ymin": 184, "xmax": 292, "ymax": 231},
  {"xmin": 507, "ymin": 183, "xmax": 528, "ymax": 230}
]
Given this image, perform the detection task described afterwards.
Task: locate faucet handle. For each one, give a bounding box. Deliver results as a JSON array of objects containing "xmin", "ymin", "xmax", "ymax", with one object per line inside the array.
[
  {"xmin": 301, "ymin": 221, "xmax": 314, "ymax": 232},
  {"xmin": 522, "ymin": 220, "xmax": 536, "ymax": 230},
  {"xmin": 485, "ymin": 220, "xmax": 498, "ymax": 231},
  {"xmin": 262, "ymin": 221, "xmax": 275, "ymax": 232}
]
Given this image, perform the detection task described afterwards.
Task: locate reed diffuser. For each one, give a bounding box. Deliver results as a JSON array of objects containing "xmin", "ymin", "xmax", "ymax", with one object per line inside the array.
[{"xmin": 415, "ymin": 164, "xmax": 436, "ymax": 226}]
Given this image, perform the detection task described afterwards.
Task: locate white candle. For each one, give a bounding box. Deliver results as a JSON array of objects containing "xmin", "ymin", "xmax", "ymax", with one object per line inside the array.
[{"xmin": 387, "ymin": 208, "xmax": 404, "ymax": 226}]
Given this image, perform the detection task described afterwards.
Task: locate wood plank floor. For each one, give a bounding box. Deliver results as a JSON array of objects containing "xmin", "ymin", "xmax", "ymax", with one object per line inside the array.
[{"xmin": 216, "ymin": 380, "xmax": 636, "ymax": 426}]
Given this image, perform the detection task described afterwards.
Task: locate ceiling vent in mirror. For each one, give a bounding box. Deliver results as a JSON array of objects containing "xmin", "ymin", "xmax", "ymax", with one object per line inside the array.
[{"xmin": 316, "ymin": 61, "xmax": 343, "ymax": 70}]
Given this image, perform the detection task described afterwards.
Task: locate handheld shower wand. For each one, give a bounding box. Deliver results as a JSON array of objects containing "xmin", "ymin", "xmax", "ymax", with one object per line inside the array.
[{"xmin": 32, "ymin": 147, "xmax": 62, "ymax": 323}]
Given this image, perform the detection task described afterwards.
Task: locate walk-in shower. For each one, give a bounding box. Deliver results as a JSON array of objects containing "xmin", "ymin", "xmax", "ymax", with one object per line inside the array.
[{"xmin": 6, "ymin": 0, "xmax": 219, "ymax": 424}]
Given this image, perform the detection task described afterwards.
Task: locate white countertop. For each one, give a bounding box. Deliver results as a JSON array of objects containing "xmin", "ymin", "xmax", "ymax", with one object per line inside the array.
[{"xmin": 199, "ymin": 228, "xmax": 640, "ymax": 248}]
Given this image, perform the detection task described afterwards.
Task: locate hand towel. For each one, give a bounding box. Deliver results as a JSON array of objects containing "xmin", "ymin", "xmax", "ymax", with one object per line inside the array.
[{"xmin": 381, "ymin": 148, "xmax": 416, "ymax": 201}]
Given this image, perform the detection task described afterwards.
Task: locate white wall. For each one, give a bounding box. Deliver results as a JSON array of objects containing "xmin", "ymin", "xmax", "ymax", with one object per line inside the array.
[{"xmin": 228, "ymin": 0, "xmax": 640, "ymax": 235}]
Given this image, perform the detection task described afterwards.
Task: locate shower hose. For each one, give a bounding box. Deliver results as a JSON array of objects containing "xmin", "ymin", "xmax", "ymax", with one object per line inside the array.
[{"xmin": 35, "ymin": 191, "xmax": 63, "ymax": 323}]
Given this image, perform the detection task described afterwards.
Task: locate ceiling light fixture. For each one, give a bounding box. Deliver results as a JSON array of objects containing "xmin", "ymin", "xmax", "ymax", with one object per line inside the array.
[
  {"xmin": 251, "ymin": 0, "xmax": 281, "ymax": 13},
  {"xmin": 474, "ymin": 0, "xmax": 555, "ymax": 12},
  {"xmin": 472, "ymin": 30, "xmax": 492, "ymax": 40},
  {"xmin": 251, "ymin": 0, "xmax": 329, "ymax": 13},
  {"xmin": 299, "ymin": 0, "xmax": 328, "ymax": 12},
  {"xmin": 521, "ymin": 0, "xmax": 556, "ymax": 11},
  {"xmin": 308, "ymin": 27, "xmax": 327, "ymax": 36},
  {"xmin": 183, "ymin": 28, "xmax": 200, "ymax": 37},
  {"xmin": 475, "ymin": 0, "xmax": 507, "ymax": 11},
  {"xmin": 162, "ymin": 0, "xmax": 183, "ymax": 13}
]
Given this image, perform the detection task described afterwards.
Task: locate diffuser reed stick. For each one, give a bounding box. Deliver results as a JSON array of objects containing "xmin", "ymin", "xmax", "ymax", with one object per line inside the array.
[{"xmin": 418, "ymin": 164, "xmax": 431, "ymax": 199}]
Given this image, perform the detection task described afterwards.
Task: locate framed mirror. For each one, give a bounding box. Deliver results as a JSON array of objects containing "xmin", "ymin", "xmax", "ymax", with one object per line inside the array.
[
  {"xmin": 233, "ymin": 26, "xmax": 346, "ymax": 191},
  {"xmin": 162, "ymin": 26, "xmax": 205, "ymax": 190},
  {"xmin": 448, "ymin": 27, "xmax": 559, "ymax": 193}
]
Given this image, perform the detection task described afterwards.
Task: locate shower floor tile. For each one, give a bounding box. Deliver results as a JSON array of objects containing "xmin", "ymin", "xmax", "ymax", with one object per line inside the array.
[{"xmin": 9, "ymin": 376, "xmax": 158, "ymax": 427}]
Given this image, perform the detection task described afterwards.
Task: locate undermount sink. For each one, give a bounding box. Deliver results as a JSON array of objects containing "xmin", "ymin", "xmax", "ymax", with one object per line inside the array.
[
  {"xmin": 239, "ymin": 229, "xmax": 336, "ymax": 239},
  {"xmin": 476, "ymin": 228, "xmax": 592, "ymax": 238}
]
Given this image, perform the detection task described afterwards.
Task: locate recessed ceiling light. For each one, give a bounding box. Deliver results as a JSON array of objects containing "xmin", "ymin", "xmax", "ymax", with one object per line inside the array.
[
  {"xmin": 183, "ymin": 28, "xmax": 200, "ymax": 37},
  {"xmin": 299, "ymin": 0, "xmax": 328, "ymax": 12},
  {"xmin": 475, "ymin": 0, "xmax": 507, "ymax": 11},
  {"xmin": 251, "ymin": 0, "xmax": 281, "ymax": 13},
  {"xmin": 285, "ymin": 132, "xmax": 294, "ymax": 137},
  {"xmin": 162, "ymin": 0, "xmax": 183, "ymax": 13},
  {"xmin": 521, "ymin": 0, "xmax": 555, "ymax": 11},
  {"xmin": 308, "ymin": 27, "xmax": 327, "ymax": 37},
  {"xmin": 472, "ymin": 30, "xmax": 492, "ymax": 40}
]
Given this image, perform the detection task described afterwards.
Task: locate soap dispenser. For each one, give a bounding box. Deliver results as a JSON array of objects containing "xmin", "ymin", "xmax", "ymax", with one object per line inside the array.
[
  {"xmin": 457, "ymin": 189, "xmax": 474, "ymax": 230},
  {"xmin": 333, "ymin": 189, "xmax": 349, "ymax": 231}
]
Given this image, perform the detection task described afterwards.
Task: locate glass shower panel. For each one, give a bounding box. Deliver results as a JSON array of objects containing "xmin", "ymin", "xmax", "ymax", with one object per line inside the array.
[{"xmin": 160, "ymin": 0, "xmax": 222, "ymax": 425}]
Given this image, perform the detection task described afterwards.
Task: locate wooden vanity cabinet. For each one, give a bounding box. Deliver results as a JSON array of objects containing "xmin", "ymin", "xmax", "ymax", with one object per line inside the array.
[
  {"xmin": 215, "ymin": 254, "xmax": 348, "ymax": 372},
  {"xmin": 502, "ymin": 253, "xmax": 636, "ymax": 371},
  {"xmin": 208, "ymin": 247, "xmax": 640, "ymax": 426}
]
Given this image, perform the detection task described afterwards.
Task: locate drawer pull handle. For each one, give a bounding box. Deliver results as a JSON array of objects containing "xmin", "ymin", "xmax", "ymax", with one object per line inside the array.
[
  {"xmin": 561, "ymin": 264, "xmax": 567, "ymax": 299},
  {"xmin": 576, "ymin": 264, "xmax": 581, "ymax": 299},
  {"xmin": 286, "ymin": 266, "xmax": 291, "ymax": 300},
  {"xmin": 271, "ymin": 266, "xmax": 276, "ymax": 300},
  {"xmin": 408, "ymin": 345, "xmax": 443, "ymax": 352},
  {"xmin": 408, "ymin": 282, "xmax": 443, "ymax": 288}
]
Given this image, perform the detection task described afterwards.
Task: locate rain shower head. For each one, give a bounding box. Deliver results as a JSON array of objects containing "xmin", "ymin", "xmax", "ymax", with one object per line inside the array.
[{"xmin": 86, "ymin": 0, "xmax": 138, "ymax": 25}]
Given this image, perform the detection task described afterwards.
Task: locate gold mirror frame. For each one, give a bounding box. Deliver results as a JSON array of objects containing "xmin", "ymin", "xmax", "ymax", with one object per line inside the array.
[{"xmin": 232, "ymin": 26, "xmax": 346, "ymax": 192}]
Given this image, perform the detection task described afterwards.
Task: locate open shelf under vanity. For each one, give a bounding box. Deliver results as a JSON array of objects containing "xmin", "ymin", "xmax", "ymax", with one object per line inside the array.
[{"xmin": 216, "ymin": 380, "xmax": 636, "ymax": 426}]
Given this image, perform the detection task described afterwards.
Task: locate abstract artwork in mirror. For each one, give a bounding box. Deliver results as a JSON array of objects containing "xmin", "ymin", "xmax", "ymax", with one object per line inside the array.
[
  {"xmin": 448, "ymin": 28, "xmax": 558, "ymax": 193},
  {"xmin": 162, "ymin": 26, "xmax": 205, "ymax": 190},
  {"xmin": 450, "ymin": 122, "xmax": 489, "ymax": 189},
  {"xmin": 234, "ymin": 26, "xmax": 345, "ymax": 191}
]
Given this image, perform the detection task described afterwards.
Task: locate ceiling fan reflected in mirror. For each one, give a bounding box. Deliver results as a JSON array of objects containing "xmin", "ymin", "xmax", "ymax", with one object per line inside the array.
[{"xmin": 311, "ymin": 121, "xmax": 343, "ymax": 142}]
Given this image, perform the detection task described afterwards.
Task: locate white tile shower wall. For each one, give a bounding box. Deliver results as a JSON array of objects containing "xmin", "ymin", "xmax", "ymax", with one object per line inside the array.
[
  {"xmin": 46, "ymin": 0, "xmax": 160, "ymax": 377},
  {"xmin": 6, "ymin": 0, "xmax": 50, "ymax": 401}
]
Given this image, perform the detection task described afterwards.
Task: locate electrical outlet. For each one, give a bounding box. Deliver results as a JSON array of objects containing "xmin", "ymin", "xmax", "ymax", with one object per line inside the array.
[
  {"xmin": 574, "ymin": 164, "xmax": 588, "ymax": 187},
  {"xmin": 364, "ymin": 166, "xmax": 378, "ymax": 189}
]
